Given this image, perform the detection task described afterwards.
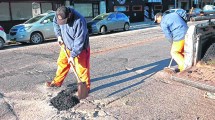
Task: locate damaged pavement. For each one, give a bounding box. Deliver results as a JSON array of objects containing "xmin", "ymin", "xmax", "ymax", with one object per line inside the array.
[{"xmin": 0, "ymin": 21, "xmax": 215, "ymax": 119}]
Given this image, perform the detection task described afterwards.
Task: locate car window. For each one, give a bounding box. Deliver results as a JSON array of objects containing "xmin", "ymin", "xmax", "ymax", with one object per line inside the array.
[
  {"xmin": 44, "ymin": 15, "xmax": 54, "ymax": 23},
  {"xmin": 169, "ymin": 10, "xmax": 175, "ymax": 13},
  {"xmin": 116, "ymin": 13, "xmax": 124, "ymax": 19},
  {"xmin": 121, "ymin": 13, "xmax": 127, "ymax": 18},
  {"xmin": 108, "ymin": 14, "xmax": 116, "ymax": 19},
  {"xmin": 24, "ymin": 15, "xmax": 45, "ymax": 24},
  {"xmin": 93, "ymin": 14, "xmax": 109, "ymax": 20}
]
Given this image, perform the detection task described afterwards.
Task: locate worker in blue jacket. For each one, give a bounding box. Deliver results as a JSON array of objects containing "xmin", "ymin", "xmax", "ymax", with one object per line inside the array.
[
  {"xmin": 46, "ymin": 6, "xmax": 90, "ymax": 91},
  {"xmin": 154, "ymin": 12, "xmax": 188, "ymax": 72}
]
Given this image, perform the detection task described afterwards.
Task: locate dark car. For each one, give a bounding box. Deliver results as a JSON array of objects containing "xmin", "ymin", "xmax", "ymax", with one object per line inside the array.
[{"xmin": 87, "ymin": 12, "xmax": 130, "ymax": 35}]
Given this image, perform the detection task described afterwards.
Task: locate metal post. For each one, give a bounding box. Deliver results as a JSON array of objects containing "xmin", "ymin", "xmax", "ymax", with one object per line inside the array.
[{"xmin": 175, "ymin": 0, "xmax": 177, "ymax": 8}]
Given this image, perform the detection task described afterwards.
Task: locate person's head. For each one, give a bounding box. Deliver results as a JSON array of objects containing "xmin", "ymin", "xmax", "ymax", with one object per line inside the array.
[
  {"xmin": 154, "ymin": 12, "xmax": 163, "ymax": 24},
  {"xmin": 56, "ymin": 6, "xmax": 71, "ymax": 25}
]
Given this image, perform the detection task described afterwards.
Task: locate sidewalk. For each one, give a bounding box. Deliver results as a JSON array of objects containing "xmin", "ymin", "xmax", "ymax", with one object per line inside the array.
[{"xmin": 130, "ymin": 21, "xmax": 157, "ymax": 30}]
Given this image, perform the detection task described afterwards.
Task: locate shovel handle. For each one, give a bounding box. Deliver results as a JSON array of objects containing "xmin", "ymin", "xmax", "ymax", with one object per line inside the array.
[
  {"xmin": 168, "ymin": 57, "xmax": 173, "ymax": 68},
  {"xmin": 60, "ymin": 45, "xmax": 82, "ymax": 83}
]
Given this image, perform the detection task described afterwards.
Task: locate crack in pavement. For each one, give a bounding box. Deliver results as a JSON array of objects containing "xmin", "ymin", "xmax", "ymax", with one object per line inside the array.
[{"xmin": 0, "ymin": 93, "xmax": 18, "ymax": 120}]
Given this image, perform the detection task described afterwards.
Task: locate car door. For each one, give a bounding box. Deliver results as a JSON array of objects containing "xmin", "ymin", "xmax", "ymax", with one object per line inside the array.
[
  {"xmin": 106, "ymin": 13, "xmax": 117, "ymax": 31},
  {"xmin": 116, "ymin": 13, "xmax": 125, "ymax": 29},
  {"xmin": 41, "ymin": 15, "xmax": 55, "ymax": 39}
]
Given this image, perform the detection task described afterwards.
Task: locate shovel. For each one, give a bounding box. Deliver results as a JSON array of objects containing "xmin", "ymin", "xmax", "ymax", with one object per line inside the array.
[
  {"xmin": 163, "ymin": 57, "xmax": 176, "ymax": 74},
  {"xmin": 60, "ymin": 44, "xmax": 88, "ymax": 100}
]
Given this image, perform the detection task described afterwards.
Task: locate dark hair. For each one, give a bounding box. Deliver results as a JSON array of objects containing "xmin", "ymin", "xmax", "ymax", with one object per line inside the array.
[{"xmin": 56, "ymin": 6, "xmax": 70, "ymax": 19}]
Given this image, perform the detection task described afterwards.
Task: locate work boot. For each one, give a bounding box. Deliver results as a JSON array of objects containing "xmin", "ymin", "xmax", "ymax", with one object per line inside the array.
[{"xmin": 45, "ymin": 81, "xmax": 61, "ymax": 87}]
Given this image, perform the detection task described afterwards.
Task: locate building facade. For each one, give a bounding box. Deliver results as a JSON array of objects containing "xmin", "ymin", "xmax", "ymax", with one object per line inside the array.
[
  {"xmin": 0, "ymin": 0, "xmax": 63, "ymax": 33},
  {"xmin": 69, "ymin": 0, "xmax": 103, "ymax": 21},
  {"xmin": 105, "ymin": 0, "xmax": 145, "ymax": 22},
  {"xmin": 1, "ymin": 0, "xmax": 214, "ymax": 33}
]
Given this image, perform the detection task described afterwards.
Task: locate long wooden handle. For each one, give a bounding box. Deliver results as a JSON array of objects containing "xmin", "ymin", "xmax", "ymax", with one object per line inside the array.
[{"xmin": 60, "ymin": 45, "xmax": 82, "ymax": 83}]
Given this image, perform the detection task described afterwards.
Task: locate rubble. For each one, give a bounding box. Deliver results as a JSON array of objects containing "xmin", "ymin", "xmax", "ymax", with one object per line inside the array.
[
  {"xmin": 50, "ymin": 87, "xmax": 79, "ymax": 111},
  {"xmin": 202, "ymin": 43, "xmax": 215, "ymax": 66}
]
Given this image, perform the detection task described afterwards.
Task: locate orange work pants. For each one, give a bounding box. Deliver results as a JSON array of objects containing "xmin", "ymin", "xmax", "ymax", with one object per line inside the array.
[
  {"xmin": 170, "ymin": 40, "xmax": 185, "ymax": 71},
  {"xmin": 53, "ymin": 46, "xmax": 90, "ymax": 89}
]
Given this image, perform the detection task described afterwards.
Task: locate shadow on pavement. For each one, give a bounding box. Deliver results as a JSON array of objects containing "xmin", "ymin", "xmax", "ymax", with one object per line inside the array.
[{"xmin": 90, "ymin": 58, "xmax": 176, "ymax": 96}]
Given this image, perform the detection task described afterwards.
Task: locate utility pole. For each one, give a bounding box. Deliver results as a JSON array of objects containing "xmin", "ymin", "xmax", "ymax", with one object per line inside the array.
[{"xmin": 175, "ymin": 0, "xmax": 177, "ymax": 8}]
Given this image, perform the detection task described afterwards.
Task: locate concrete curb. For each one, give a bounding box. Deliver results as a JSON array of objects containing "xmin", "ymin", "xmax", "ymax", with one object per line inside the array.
[
  {"xmin": 0, "ymin": 93, "xmax": 17, "ymax": 120},
  {"xmin": 171, "ymin": 76, "xmax": 215, "ymax": 93}
]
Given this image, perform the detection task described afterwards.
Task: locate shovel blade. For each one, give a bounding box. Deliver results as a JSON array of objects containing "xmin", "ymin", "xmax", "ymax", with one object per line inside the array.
[{"xmin": 77, "ymin": 82, "xmax": 89, "ymax": 99}]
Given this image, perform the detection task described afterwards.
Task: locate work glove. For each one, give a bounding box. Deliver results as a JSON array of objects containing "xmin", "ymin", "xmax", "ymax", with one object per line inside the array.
[
  {"xmin": 68, "ymin": 57, "xmax": 75, "ymax": 65},
  {"xmin": 58, "ymin": 36, "xmax": 63, "ymax": 45}
]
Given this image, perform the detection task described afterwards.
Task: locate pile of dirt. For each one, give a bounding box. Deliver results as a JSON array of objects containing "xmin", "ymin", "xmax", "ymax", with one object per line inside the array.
[
  {"xmin": 50, "ymin": 87, "xmax": 80, "ymax": 111},
  {"xmin": 202, "ymin": 43, "xmax": 215, "ymax": 66}
]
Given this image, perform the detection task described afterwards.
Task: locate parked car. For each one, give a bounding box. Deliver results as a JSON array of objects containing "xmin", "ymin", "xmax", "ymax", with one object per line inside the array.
[
  {"xmin": 203, "ymin": 5, "xmax": 215, "ymax": 15},
  {"xmin": 9, "ymin": 11, "xmax": 56, "ymax": 44},
  {"xmin": 0, "ymin": 26, "xmax": 8, "ymax": 49},
  {"xmin": 87, "ymin": 12, "xmax": 130, "ymax": 35},
  {"xmin": 187, "ymin": 8, "xmax": 205, "ymax": 20},
  {"xmin": 164, "ymin": 8, "xmax": 184, "ymax": 14}
]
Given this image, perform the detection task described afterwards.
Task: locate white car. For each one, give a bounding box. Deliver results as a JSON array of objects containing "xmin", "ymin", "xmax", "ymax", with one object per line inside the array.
[
  {"xmin": 0, "ymin": 25, "xmax": 7, "ymax": 49},
  {"xmin": 10, "ymin": 11, "xmax": 56, "ymax": 44}
]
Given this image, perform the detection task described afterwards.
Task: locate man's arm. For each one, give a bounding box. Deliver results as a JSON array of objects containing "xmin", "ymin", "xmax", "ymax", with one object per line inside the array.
[
  {"xmin": 71, "ymin": 19, "xmax": 87, "ymax": 58},
  {"xmin": 53, "ymin": 16, "xmax": 64, "ymax": 44},
  {"xmin": 161, "ymin": 22, "xmax": 173, "ymax": 43},
  {"xmin": 53, "ymin": 16, "xmax": 62, "ymax": 37}
]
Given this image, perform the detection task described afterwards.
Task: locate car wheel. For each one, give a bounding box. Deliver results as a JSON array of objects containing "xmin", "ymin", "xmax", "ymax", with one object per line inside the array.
[
  {"xmin": 0, "ymin": 38, "xmax": 4, "ymax": 49},
  {"xmin": 100, "ymin": 26, "xmax": 107, "ymax": 35},
  {"xmin": 30, "ymin": 32, "xmax": 43, "ymax": 44},
  {"xmin": 124, "ymin": 23, "xmax": 129, "ymax": 31}
]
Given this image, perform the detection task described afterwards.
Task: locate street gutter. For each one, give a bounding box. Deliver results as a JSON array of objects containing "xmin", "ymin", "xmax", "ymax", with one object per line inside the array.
[{"xmin": 171, "ymin": 75, "xmax": 215, "ymax": 93}]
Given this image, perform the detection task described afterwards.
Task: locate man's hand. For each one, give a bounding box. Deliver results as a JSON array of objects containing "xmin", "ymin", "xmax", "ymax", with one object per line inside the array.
[
  {"xmin": 68, "ymin": 57, "xmax": 74, "ymax": 65},
  {"xmin": 58, "ymin": 36, "xmax": 63, "ymax": 45}
]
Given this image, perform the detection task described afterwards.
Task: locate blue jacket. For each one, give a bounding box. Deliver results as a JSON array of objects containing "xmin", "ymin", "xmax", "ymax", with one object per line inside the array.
[
  {"xmin": 161, "ymin": 12, "xmax": 188, "ymax": 42},
  {"xmin": 53, "ymin": 7, "xmax": 89, "ymax": 58}
]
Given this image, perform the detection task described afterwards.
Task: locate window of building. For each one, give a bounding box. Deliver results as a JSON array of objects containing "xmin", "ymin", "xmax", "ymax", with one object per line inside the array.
[
  {"xmin": 74, "ymin": 3, "xmax": 93, "ymax": 17},
  {"xmin": 114, "ymin": 6, "xmax": 129, "ymax": 12},
  {"xmin": 154, "ymin": 5, "xmax": 163, "ymax": 10},
  {"xmin": 0, "ymin": 2, "xmax": 10, "ymax": 21},
  {"xmin": 11, "ymin": 2, "xmax": 32, "ymax": 20},
  {"xmin": 132, "ymin": 5, "xmax": 143, "ymax": 11},
  {"xmin": 41, "ymin": 3, "xmax": 52, "ymax": 13},
  {"xmin": 93, "ymin": 3, "xmax": 99, "ymax": 17},
  {"xmin": 169, "ymin": 5, "xmax": 174, "ymax": 9}
]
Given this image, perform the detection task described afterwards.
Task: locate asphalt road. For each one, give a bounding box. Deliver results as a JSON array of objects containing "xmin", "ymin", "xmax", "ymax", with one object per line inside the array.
[{"xmin": 0, "ymin": 21, "xmax": 215, "ymax": 120}]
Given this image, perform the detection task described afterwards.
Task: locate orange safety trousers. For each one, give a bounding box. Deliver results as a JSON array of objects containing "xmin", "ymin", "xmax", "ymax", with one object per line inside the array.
[
  {"xmin": 170, "ymin": 40, "xmax": 185, "ymax": 71},
  {"xmin": 53, "ymin": 46, "xmax": 90, "ymax": 89}
]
